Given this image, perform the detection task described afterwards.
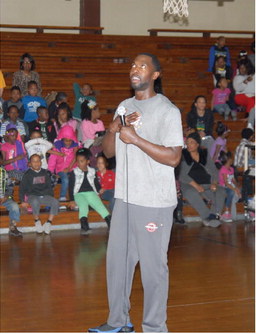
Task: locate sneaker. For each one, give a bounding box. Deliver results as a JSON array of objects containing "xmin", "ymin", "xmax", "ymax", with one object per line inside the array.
[
  {"xmin": 9, "ymin": 226, "xmax": 23, "ymax": 237},
  {"xmin": 221, "ymin": 212, "xmax": 232, "ymax": 223},
  {"xmin": 203, "ymin": 214, "xmax": 221, "ymax": 227},
  {"xmin": 88, "ymin": 322, "xmax": 135, "ymax": 333},
  {"xmin": 105, "ymin": 215, "xmax": 111, "ymax": 229},
  {"xmin": 80, "ymin": 217, "xmax": 91, "ymax": 235},
  {"xmin": 59, "ymin": 197, "xmax": 67, "ymax": 202},
  {"xmin": 208, "ymin": 213, "xmax": 220, "ymax": 221},
  {"xmin": 43, "ymin": 222, "xmax": 51, "ymax": 235},
  {"xmin": 208, "ymin": 219, "xmax": 221, "ymax": 227},
  {"xmin": 35, "ymin": 220, "xmax": 44, "ymax": 234},
  {"xmin": 174, "ymin": 210, "xmax": 186, "ymax": 224}
]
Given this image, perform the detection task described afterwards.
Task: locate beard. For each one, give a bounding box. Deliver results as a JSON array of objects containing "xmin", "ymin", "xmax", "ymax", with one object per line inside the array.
[{"xmin": 131, "ymin": 80, "xmax": 150, "ymax": 91}]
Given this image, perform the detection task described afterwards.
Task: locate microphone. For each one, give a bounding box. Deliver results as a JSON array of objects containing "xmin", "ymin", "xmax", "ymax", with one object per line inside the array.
[{"xmin": 117, "ymin": 106, "xmax": 126, "ymax": 126}]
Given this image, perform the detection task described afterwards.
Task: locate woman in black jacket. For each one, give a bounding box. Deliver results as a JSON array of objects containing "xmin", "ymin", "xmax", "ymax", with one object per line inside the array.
[{"xmin": 179, "ymin": 132, "xmax": 226, "ymax": 227}]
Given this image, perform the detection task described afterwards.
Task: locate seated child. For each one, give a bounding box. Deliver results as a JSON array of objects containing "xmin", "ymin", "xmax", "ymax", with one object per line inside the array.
[
  {"xmin": 211, "ymin": 78, "xmax": 236, "ymax": 120},
  {"xmin": 48, "ymin": 92, "xmax": 68, "ymax": 122},
  {"xmin": 19, "ymin": 154, "xmax": 59, "ymax": 234},
  {"xmin": 54, "ymin": 102, "xmax": 79, "ymax": 136},
  {"xmin": 80, "ymin": 100, "xmax": 105, "ymax": 147},
  {"xmin": 28, "ymin": 106, "xmax": 57, "ymax": 143},
  {"xmin": 69, "ymin": 148, "xmax": 111, "ymax": 235},
  {"xmin": 0, "ymin": 105, "xmax": 27, "ymax": 142},
  {"xmin": 234, "ymin": 128, "xmax": 255, "ymax": 169},
  {"xmin": 80, "ymin": 100, "xmax": 105, "ymax": 167},
  {"xmin": 22, "ymin": 81, "xmax": 47, "ymax": 124},
  {"xmin": 48, "ymin": 125, "xmax": 80, "ymax": 201},
  {"xmin": 73, "ymin": 82, "xmax": 96, "ymax": 120},
  {"xmin": 219, "ymin": 151, "xmax": 241, "ymax": 222},
  {"xmin": 96, "ymin": 155, "xmax": 115, "ymax": 212},
  {"xmin": 0, "ymin": 159, "xmax": 22, "ymax": 237},
  {"xmin": 3, "ymin": 86, "xmax": 25, "ymax": 119},
  {"xmin": 210, "ymin": 121, "xmax": 230, "ymax": 168},
  {"xmin": 1, "ymin": 124, "xmax": 28, "ymax": 180},
  {"xmin": 25, "ymin": 129, "xmax": 59, "ymax": 169}
]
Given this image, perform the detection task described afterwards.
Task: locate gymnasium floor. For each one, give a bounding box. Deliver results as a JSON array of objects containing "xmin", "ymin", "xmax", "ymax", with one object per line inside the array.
[{"xmin": 0, "ymin": 220, "xmax": 254, "ymax": 333}]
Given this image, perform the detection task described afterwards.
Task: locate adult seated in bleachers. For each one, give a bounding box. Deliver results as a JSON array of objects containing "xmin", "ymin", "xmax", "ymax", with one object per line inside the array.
[
  {"xmin": 28, "ymin": 106, "xmax": 56, "ymax": 143},
  {"xmin": 0, "ymin": 105, "xmax": 27, "ymax": 143},
  {"xmin": 186, "ymin": 95, "xmax": 214, "ymax": 152},
  {"xmin": 53, "ymin": 102, "xmax": 79, "ymax": 136},
  {"xmin": 22, "ymin": 81, "xmax": 47, "ymax": 124},
  {"xmin": 3, "ymin": 86, "xmax": 25, "ymax": 120},
  {"xmin": 72, "ymin": 82, "xmax": 96, "ymax": 120},
  {"xmin": 48, "ymin": 92, "xmax": 68, "ymax": 122},
  {"xmin": 208, "ymin": 36, "xmax": 231, "ymax": 72},
  {"xmin": 12, "ymin": 53, "xmax": 42, "ymax": 97},
  {"xmin": 179, "ymin": 132, "xmax": 226, "ymax": 228},
  {"xmin": 234, "ymin": 128, "xmax": 255, "ymax": 169},
  {"xmin": 233, "ymin": 60, "xmax": 255, "ymax": 116}
]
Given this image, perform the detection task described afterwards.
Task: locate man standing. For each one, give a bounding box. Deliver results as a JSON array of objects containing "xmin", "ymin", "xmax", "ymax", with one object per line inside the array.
[{"xmin": 89, "ymin": 53, "xmax": 183, "ymax": 333}]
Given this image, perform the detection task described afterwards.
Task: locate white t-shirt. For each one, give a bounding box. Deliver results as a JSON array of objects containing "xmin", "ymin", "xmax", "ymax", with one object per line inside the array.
[
  {"xmin": 114, "ymin": 94, "xmax": 184, "ymax": 208},
  {"xmin": 233, "ymin": 74, "xmax": 255, "ymax": 97},
  {"xmin": 25, "ymin": 138, "xmax": 53, "ymax": 169}
]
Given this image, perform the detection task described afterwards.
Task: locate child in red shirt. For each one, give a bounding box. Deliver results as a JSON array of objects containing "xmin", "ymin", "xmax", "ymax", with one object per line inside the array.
[{"xmin": 96, "ymin": 155, "xmax": 115, "ymax": 211}]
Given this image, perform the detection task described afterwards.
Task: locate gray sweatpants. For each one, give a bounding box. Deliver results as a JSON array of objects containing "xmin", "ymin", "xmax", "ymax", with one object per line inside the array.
[
  {"xmin": 106, "ymin": 199, "xmax": 175, "ymax": 333},
  {"xmin": 181, "ymin": 183, "xmax": 226, "ymax": 220},
  {"xmin": 27, "ymin": 195, "xmax": 59, "ymax": 216}
]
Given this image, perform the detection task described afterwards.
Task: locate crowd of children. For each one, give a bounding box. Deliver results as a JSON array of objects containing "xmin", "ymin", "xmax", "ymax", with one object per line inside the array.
[
  {"xmin": 0, "ymin": 40, "xmax": 255, "ymax": 236},
  {"xmin": 0, "ymin": 73, "xmax": 115, "ymax": 237}
]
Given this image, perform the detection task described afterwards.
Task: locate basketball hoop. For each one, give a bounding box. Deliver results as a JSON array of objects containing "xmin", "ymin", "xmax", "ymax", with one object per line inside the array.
[{"xmin": 163, "ymin": 0, "xmax": 189, "ymax": 17}]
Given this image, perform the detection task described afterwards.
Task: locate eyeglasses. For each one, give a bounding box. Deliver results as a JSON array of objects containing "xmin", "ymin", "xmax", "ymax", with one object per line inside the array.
[{"xmin": 23, "ymin": 61, "xmax": 31, "ymax": 64}]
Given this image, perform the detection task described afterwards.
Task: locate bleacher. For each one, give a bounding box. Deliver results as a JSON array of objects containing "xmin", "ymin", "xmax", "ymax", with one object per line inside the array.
[{"xmin": 0, "ymin": 29, "xmax": 253, "ymax": 231}]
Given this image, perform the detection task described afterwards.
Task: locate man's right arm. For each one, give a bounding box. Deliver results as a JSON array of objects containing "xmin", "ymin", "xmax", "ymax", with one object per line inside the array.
[
  {"xmin": 102, "ymin": 117, "xmax": 120, "ymax": 158},
  {"xmin": 102, "ymin": 111, "xmax": 140, "ymax": 158}
]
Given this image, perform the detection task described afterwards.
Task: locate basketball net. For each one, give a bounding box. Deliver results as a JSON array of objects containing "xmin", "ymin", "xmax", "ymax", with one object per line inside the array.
[{"xmin": 163, "ymin": 0, "xmax": 189, "ymax": 17}]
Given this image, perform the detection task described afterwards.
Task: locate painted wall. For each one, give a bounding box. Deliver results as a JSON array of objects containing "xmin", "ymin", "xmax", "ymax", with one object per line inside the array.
[
  {"xmin": 0, "ymin": 0, "xmax": 80, "ymax": 33},
  {"xmin": 101, "ymin": 0, "xmax": 255, "ymax": 35},
  {"xmin": 0, "ymin": 0, "xmax": 254, "ymax": 35}
]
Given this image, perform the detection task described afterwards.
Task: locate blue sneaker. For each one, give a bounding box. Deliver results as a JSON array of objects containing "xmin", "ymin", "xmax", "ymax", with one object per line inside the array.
[{"xmin": 88, "ymin": 322, "xmax": 134, "ymax": 333}]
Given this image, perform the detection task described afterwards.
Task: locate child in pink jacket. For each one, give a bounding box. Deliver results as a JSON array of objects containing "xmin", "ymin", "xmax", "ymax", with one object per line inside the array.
[{"xmin": 48, "ymin": 125, "xmax": 80, "ymax": 201}]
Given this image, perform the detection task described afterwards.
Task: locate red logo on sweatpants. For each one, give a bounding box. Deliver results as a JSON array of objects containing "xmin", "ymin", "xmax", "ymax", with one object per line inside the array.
[{"xmin": 145, "ymin": 222, "xmax": 158, "ymax": 232}]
